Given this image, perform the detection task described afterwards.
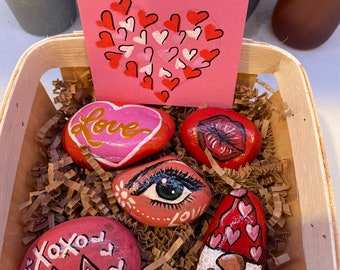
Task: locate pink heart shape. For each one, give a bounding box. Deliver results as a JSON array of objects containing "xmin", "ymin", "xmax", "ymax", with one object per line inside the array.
[
  {"xmin": 230, "ymin": 188, "xmax": 247, "ymax": 198},
  {"xmin": 209, "ymin": 233, "xmax": 222, "ymax": 249},
  {"xmin": 157, "ymin": 47, "xmax": 179, "ymax": 62},
  {"xmin": 246, "ymin": 223, "xmax": 260, "ymax": 242},
  {"xmin": 112, "ymin": 27, "xmax": 127, "ymax": 41},
  {"xmin": 67, "ymin": 101, "xmax": 162, "ymax": 168},
  {"xmin": 238, "ymin": 201, "xmax": 253, "ymax": 218},
  {"xmin": 250, "ymin": 246, "xmax": 262, "ymax": 262},
  {"xmin": 192, "ymin": 56, "xmax": 210, "ymax": 68},
  {"xmin": 225, "ymin": 226, "xmax": 240, "ymax": 246}
]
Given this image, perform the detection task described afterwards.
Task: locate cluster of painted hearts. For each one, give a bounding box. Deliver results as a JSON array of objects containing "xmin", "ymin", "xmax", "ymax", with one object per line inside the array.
[{"xmin": 96, "ymin": 0, "xmax": 224, "ymax": 103}]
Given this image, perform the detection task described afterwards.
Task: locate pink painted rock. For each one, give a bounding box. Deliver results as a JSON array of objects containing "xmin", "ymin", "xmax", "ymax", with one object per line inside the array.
[
  {"xmin": 197, "ymin": 188, "xmax": 266, "ymax": 269},
  {"xmin": 63, "ymin": 101, "xmax": 175, "ymax": 170},
  {"xmin": 112, "ymin": 156, "xmax": 211, "ymax": 227},
  {"xmin": 20, "ymin": 216, "xmax": 141, "ymax": 270},
  {"xmin": 180, "ymin": 107, "xmax": 262, "ymax": 169}
]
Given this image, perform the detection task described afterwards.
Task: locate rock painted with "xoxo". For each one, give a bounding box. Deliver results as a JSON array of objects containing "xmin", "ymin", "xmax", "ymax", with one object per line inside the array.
[
  {"xmin": 180, "ymin": 107, "xmax": 262, "ymax": 169},
  {"xmin": 63, "ymin": 101, "xmax": 175, "ymax": 169},
  {"xmin": 197, "ymin": 189, "xmax": 266, "ymax": 269},
  {"xmin": 20, "ymin": 216, "xmax": 141, "ymax": 270},
  {"xmin": 112, "ymin": 156, "xmax": 211, "ymax": 227}
]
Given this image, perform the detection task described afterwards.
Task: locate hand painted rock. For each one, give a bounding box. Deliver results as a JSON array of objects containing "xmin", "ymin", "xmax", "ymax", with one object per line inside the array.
[
  {"xmin": 180, "ymin": 107, "xmax": 262, "ymax": 169},
  {"xmin": 197, "ymin": 188, "xmax": 266, "ymax": 269},
  {"xmin": 20, "ymin": 216, "xmax": 141, "ymax": 270},
  {"xmin": 112, "ymin": 156, "xmax": 211, "ymax": 227},
  {"xmin": 63, "ymin": 101, "xmax": 175, "ymax": 170}
]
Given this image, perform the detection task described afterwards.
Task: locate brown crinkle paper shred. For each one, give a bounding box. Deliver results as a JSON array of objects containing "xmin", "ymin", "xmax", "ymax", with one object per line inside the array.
[{"xmin": 20, "ymin": 75, "xmax": 292, "ymax": 269}]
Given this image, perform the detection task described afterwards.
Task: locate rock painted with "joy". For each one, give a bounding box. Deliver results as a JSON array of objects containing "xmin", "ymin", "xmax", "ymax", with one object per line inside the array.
[
  {"xmin": 197, "ymin": 188, "xmax": 266, "ymax": 269},
  {"xmin": 112, "ymin": 156, "xmax": 211, "ymax": 227},
  {"xmin": 63, "ymin": 101, "xmax": 175, "ymax": 169},
  {"xmin": 20, "ymin": 216, "xmax": 141, "ymax": 270},
  {"xmin": 180, "ymin": 107, "xmax": 262, "ymax": 169}
]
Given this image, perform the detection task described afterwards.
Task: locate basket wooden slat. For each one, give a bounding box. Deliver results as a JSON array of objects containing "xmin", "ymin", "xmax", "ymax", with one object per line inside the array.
[{"xmin": 0, "ymin": 33, "xmax": 338, "ymax": 269}]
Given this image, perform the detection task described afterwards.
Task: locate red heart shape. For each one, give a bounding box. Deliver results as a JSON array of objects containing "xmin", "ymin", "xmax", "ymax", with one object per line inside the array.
[
  {"xmin": 186, "ymin": 10, "xmax": 209, "ymax": 25},
  {"xmin": 138, "ymin": 10, "xmax": 158, "ymax": 28},
  {"xmin": 204, "ymin": 24, "xmax": 224, "ymax": 41},
  {"xmin": 96, "ymin": 10, "xmax": 115, "ymax": 30},
  {"xmin": 200, "ymin": 48, "xmax": 220, "ymax": 62},
  {"xmin": 124, "ymin": 61, "xmax": 138, "ymax": 77},
  {"xmin": 96, "ymin": 31, "xmax": 115, "ymax": 48},
  {"xmin": 140, "ymin": 76, "xmax": 153, "ymax": 90},
  {"xmin": 154, "ymin": 91, "xmax": 170, "ymax": 103},
  {"xmin": 162, "ymin": 78, "xmax": 180, "ymax": 90},
  {"xmin": 110, "ymin": 0, "xmax": 132, "ymax": 16},
  {"xmin": 164, "ymin": 14, "xmax": 180, "ymax": 32},
  {"xmin": 183, "ymin": 66, "xmax": 201, "ymax": 79},
  {"xmin": 104, "ymin": 52, "xmax": 122, "ymax": 69}
]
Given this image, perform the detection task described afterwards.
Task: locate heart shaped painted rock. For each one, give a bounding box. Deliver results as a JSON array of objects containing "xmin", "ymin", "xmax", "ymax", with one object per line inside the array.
[
  {"xmin": 19, "ymin": 216, "xmax": 141, "ymax": 270},
  {"xmin": 180, "ymin": 107, "xmax": 262, "ymax": 169},
  {"xmin": 112, "ymin": 156, "xmax": 211, "ymax": 227},
  {"xmin": 197, "ymin": 188, "xmax": 266, "ymax": 269},
  {"xmin": 63, "ymin": 101, "xmax": 175, "ymax": 169}
]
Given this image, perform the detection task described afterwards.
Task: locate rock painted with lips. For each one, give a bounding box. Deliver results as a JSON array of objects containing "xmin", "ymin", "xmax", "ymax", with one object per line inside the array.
[
  {"xmin": 20, "ymin": 216, "xmax": 141, "ymax": 270},
  {"xmin": 180, "ymin": 107, "xmax": 262, "ymax": 169},
  {"xmin": 197, "ymin": 188, "xmax": 266, "ymax": 270},
  {"xmin": 112, "ymin": 156, "xmax": 211, "ymax": 227},
  {"xmin": 62, "ymin": 101, "xmax": 175, "ymax": 170}
]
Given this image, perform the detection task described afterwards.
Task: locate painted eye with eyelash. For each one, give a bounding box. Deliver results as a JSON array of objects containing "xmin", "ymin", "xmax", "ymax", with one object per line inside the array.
[{"xmin": 112, "ymin": 156, "xmax": 212, "ymax": 227}]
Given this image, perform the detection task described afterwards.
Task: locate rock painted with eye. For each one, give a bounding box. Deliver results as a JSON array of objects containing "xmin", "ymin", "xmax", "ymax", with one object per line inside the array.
[
  {"xmin": 112, "ymin": 156, "xmax": 211, "ymax": 227},
  {"xmin": 62, "ymin": 101, "xmax": 175, "ymax": 170},
  {"xmin": 19, "ymin": 216, "xmax": 141, "ymax": 270},
  {"xmin": 180, "ymin": 107, "xmax": 262, "ymax": 169},
  {"xmin": 197, "ymin": 188, "xmax": 266, "ymax": 270}
]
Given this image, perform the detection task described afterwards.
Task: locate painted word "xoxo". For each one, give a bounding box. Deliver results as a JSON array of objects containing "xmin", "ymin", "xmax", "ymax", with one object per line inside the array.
[{"xmin": 31, "ymin": 231, "xmax": 114, "ymax": 269}]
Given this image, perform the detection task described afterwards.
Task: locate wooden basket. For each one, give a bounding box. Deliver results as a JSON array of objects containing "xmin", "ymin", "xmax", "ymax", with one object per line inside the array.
[{"xmin": 0, "ymin": 32, "xmax": 338, "ymax": 269}]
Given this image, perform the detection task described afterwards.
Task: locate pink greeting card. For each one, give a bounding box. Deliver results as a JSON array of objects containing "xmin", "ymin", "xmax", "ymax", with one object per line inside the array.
[{"xmin": 77, "ymin": 0, "xmax": 248, "ymax": 108}]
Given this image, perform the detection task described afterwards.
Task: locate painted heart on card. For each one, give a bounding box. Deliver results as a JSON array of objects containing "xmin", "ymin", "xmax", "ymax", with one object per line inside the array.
[{"xmin": 95, "ymin": 2, "xmax": 223, "ymax": 103}]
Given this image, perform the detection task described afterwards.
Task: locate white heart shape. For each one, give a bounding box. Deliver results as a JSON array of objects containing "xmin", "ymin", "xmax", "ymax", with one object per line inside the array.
[
  {"xmin": 175, "ymin": 58, "xmax": 186, "ymax": 69},
  {"xmin": 140, "ymin": 63, "xmax": 153, "ymax": 76},
  {"xmin": 119, "ymin": 16, "xmax": 135, "ymax": 32},
  {"xmin": 183, "ymin": 48, "xmax": 198, "ymax": 61},
  {"xmin": 186, "ymin": 26, "xmax": 202, "ymax": 40},
  {"xmin": 133, "ymin": 30, "xmax": 147, "ymax": 45},
  {"xmin": 152, "ymin": 30, "xmax": 169, "ymax": 45},
  {"xmin": 158, "ymin": 67, "xmax": 172, "ymax": 78},
  {"xmin": 118, "ymin": 45, "xmax": 135, "ymax": 58}
]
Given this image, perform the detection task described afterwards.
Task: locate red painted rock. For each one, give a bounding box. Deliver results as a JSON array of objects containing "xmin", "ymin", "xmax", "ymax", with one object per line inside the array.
[
  {"xmin": 197, "ymin": 188, "xmax": 266, "ymax": 269},
  {"xmin": 20, "ymin": 216, "xmax": 141, "ymax": 270},
  {"xmin": 180, "ymin": 107, "xmax": 262, "ymax": 169},
  {"xmin": 63, "ymin": 101, "xmax": 175, "ymax": 170},
  {"xmin": 112, "ymin": 156, "xmax": 211, "ymax": 227}
]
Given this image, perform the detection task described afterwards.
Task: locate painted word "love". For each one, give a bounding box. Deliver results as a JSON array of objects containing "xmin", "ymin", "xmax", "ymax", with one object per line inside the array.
[
  {"xmin": 70, "ymin": 107, "xmax": 152, "ymax": 148},
  {"xmin": 63, "ymin": 101, "xmax": 176, "ymax": 169}
]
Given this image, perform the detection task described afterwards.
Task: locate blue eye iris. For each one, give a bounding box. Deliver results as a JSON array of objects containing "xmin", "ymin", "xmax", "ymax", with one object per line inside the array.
[
  {"xmin": 125, "ymin": 159, "xmax": 205, "ymax": 209},
  {"xmin": 155, "ymin": 175, "xmax": 184, "ymax": 201}
]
